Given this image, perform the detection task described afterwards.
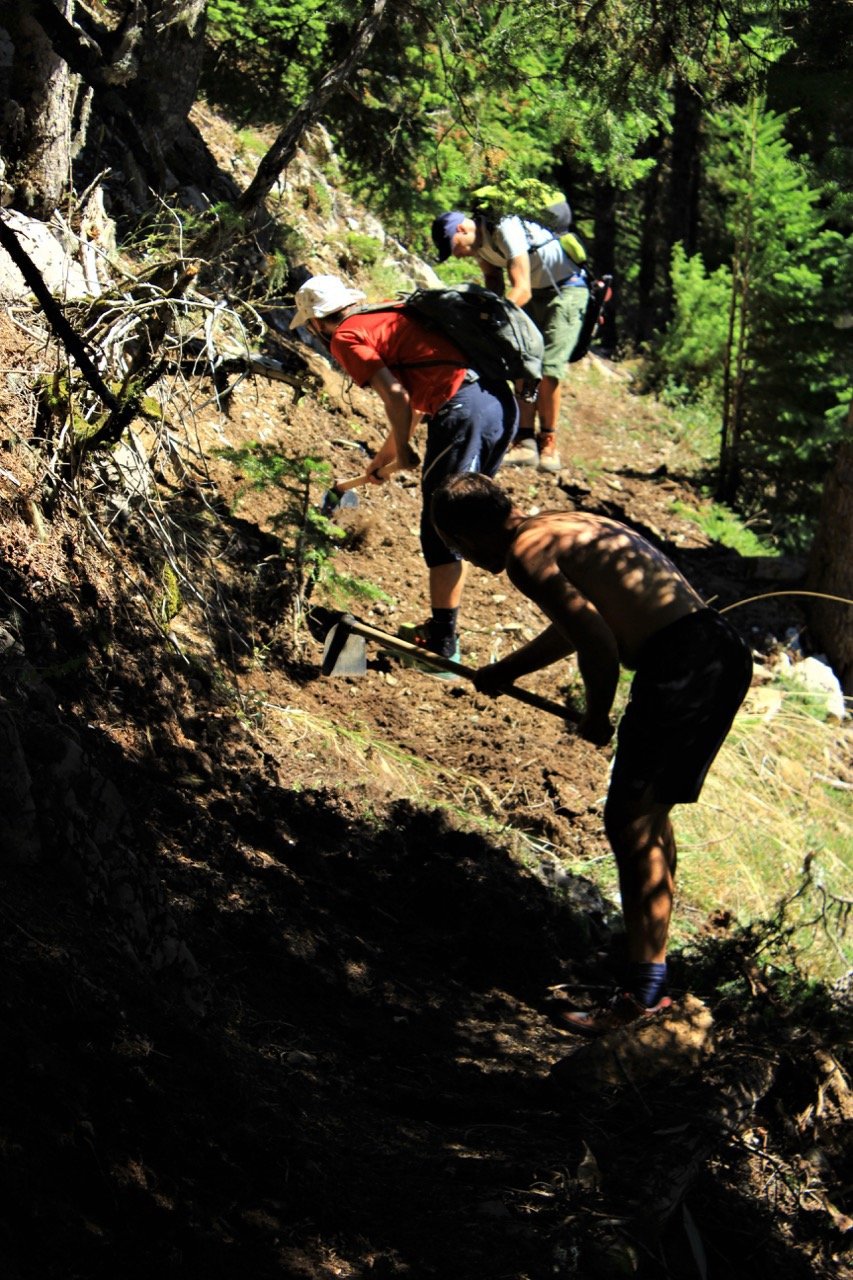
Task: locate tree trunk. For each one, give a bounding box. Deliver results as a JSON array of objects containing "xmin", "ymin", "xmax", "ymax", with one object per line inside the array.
[
  {"xmin": 237, "ymin": 0, "xmax": 392, "ymax": 218},
  {"xmin": 635, "ymin": 131, "xmax": 664, "ymax": 347},
  {"xmin": 122, "ymin": 0, "xmax": 207, "ymax": 177},
  {"xmin": 806, "ymin": 403, "xmax": 853, "ymax": 694},
  {"xmin": 2, "ymin": 0, "xmax": 78, "ymax": 215},
  {"xmin": 592, "ymin": 180, "xmax": 618, "ymax": 352},
  {"xmin": 668, "ymin": 76, "xmax": 702, "ymax": 261}
]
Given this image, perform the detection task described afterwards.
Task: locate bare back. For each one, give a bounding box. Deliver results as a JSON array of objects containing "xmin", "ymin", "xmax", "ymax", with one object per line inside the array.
[{"xmin": 508, "ymin": 511, "xmax": 705, "ymax": 667}]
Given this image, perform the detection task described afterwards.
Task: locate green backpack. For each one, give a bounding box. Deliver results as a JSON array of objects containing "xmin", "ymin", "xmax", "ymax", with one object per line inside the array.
[{"xmin": 470, "ymin": 177, "xmax": 588, "ymax": 265}]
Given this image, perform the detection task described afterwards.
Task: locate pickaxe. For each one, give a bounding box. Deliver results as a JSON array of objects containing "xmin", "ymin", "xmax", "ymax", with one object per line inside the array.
[{"xmin": 321, "ymin": 613, "xmax": 577, "ymax": 723}]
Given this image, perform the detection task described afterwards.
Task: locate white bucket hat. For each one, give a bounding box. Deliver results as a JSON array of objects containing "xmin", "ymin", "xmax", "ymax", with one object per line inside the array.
[{"xmin": 289, "ymin": 275, "xmax": 367, "ymax": 329}]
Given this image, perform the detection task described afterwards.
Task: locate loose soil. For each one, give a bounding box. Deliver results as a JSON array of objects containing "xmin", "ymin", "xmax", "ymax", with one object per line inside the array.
[{"xmin": 0, "ymin": 136, "xmax": 850, "ymax": 1278}]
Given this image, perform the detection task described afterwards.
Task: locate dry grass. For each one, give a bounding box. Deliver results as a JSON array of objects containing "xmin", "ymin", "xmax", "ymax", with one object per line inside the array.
[{"xmin": 676, "ymin": 690, "xmax": 852, "ymax": 979}]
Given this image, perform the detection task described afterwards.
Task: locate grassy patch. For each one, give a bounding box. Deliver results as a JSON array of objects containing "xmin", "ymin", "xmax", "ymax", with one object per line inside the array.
[
  {"xmin": 236, "ymin": 129, "xmax": 268, "ymax": 157},
  {"xmin": 674, "ymin": 690, "xmax": 852, "ymax": 980},
  {"xmin": 670, "ymin": 497, "xmax": 778, "ymax": 556}
]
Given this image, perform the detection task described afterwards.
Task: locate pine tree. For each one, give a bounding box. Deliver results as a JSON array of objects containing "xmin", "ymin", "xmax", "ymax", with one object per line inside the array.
[{"xmin": 706, "ymin": 97, "xmax": 850, "ymax": 544}]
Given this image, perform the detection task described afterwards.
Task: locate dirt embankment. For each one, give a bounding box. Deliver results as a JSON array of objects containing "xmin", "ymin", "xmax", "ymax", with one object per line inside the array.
[{"xmin": 0, "ymin": 111, "xmax": 850, "ymax": 1280}]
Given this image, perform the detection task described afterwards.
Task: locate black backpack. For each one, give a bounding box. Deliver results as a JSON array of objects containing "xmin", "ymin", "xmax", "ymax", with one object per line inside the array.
[
  {"xmin": 358, "ymin": 284, "xmax": 545, "ymax": 389},
  {"xmin": 568, "ymin": 274, "xmax": 613, "ymax": 363}
]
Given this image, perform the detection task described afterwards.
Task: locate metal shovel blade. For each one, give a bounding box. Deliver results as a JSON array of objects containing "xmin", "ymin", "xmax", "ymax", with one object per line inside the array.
[
  {"xmin": 322, "ymin": 621, "xmax": 367, "ymax": 677},
  {"xmin": 321, "ymin": 487, "xmax": 360, "ymax": 517}
]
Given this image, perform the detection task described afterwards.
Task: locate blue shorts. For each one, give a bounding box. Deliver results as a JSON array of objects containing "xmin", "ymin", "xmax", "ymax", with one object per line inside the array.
[
  {"xmin": 420, "ymin": 378, "xmax": 518, "ymax": 567},
  {"xmin": 608, "ymin": 610, "xmax": 753, "ymax": 807}
]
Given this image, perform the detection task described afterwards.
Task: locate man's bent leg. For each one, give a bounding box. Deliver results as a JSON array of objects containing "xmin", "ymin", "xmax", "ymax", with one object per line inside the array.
[
  {"xmin": 536, "ymin": 377, "xmax": 563, "ymax": 473},
  {"xmin": 502, "ymin": 394, "xmax": 539, "ymax": 467},
  {"xmin": 604, "ymin": 793, "xmax": 676, "ymax": 965},
  {"xmin": 429, "ymin": 560, "xmax": 466, "ymax": 611},
  {"xmin": 554, "ymin": 793, "xmax": 676, "ymax": 1034},
  {"xmin": 536, "ymin": 376, "xmax": 561, "ymax": 432}
]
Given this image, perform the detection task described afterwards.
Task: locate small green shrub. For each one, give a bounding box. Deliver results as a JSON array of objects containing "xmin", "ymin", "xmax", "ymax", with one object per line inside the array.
[
  {"xmin": 344, "ymin": 232, "xmax": 382, "ymax": 266},
  {"xmin": 669, "ymin": 498, "xmax": 777, "ymax": 556},
  {"xmin": 215, "ymin": 444, "xmax": 392, "ymax": 627}
]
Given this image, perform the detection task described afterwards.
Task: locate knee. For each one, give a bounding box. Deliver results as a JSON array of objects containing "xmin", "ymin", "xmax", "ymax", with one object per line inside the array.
[{"xmin": 603, "ymin": 795, "xmax": 656, "ymax": 859}]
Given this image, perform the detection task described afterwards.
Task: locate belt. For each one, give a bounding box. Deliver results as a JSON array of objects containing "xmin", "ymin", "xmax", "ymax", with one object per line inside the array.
[{"xmin": 532, "ymin": 274, "xmax": 587, "ymax": 298}]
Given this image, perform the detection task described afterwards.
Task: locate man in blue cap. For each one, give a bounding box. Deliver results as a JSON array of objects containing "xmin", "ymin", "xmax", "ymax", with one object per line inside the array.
[{"xmin": 431, "ymin": 209, "xmax": 588, "ymax": 474}]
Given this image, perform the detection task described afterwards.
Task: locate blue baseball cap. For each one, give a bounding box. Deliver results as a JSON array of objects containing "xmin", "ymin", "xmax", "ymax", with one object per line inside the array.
[{"xmin": 431, "ymin": 211, "xmax": 466, "ymax": 262}]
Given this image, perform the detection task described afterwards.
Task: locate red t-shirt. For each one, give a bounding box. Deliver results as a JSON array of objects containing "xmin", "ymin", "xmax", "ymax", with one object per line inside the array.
[{"xmin": 330, "ymin": 307, "xmax": 468, "ymax": 416}]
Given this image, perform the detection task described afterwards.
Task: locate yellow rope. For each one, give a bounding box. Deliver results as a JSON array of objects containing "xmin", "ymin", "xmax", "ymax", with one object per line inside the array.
[{"xmin": 719, "ymin": 590, "xmax": 853, "ymax": 614}]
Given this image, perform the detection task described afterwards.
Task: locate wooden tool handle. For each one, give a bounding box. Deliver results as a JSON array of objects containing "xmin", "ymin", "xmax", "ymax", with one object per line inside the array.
[
  {"xmin": 342, "ymin": 617, "xmax": 576, "ymax": 723},
  {"xmin": 333, "ymin": 460, "xmax": 402, "ymax": 494}
]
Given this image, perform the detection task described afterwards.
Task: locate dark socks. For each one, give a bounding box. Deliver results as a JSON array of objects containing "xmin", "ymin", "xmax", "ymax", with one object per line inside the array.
[
  {"xmin": 428, "ymin": 607, "xmax": 459, "ymax": 657},
  {"xmin": 628, "ymin": 961, "xmax": 668, "ymax": 1008}
]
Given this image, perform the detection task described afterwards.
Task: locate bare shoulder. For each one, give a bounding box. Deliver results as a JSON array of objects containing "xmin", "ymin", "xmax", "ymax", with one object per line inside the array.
[
  {"xmin": 507, "ymin": 513, "xmax": 590, "ymax": 585},
  {"xmin": 511, "ymin": 511, "xmax": 605, "ymax": 559}
]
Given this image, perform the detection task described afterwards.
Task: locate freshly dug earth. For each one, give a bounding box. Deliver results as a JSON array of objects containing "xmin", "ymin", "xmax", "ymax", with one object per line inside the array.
[{"xmin": 0, "ymin": 302, "xmax": 850, "ymax": 1280}]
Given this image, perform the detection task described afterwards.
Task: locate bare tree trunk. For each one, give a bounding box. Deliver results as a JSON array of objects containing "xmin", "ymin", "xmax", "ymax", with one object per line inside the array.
[
  {"xmin": 121, "ymin": 0, "xmax": 207, "ymax": 178},
  {"xmin": 718, "ymin": 102, "xmax": 758, "ymax": 505},
  {"xmin": 237, "ymin": 0, "xmax": 392, "ymax": 219},
  {"xmin": 807, "ymin": 403, "xmax": 853, "ymax": 694},
  {"xmin": 634, "ymin": 131, "xmax": 664, "ymax": 347},
  {"xmin": 3, "ymin": 0, "xmax": 78, "ymax": 214}
]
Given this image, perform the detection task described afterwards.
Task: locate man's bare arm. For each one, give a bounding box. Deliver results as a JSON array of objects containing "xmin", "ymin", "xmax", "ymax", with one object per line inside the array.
[
  {"xmin": 504, "ymin": 558, "xmax": 620, "ymax": 742},
  {"xmin": 368, "ymin": 367, "xmax": 419, "ymax": 472},
  {"xmin": 475, "ymin": 624, "xmax": 575, "ymax": 693},
  {"xmin": 504, "ymin": 253, "xmax": 532, "ymax": 308},
  {"xmin": 479, "ymin": 261, "xmax": 505, "ymax": 296}
]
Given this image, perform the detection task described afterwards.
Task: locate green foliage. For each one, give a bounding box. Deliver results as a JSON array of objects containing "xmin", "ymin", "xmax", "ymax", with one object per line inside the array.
[
  {"xmin": 157, "ymin": 562, "xmax": 183, "ymax": 627},
  {"xmin": 215, "ymin": 444, "xmax": 390, "ymax": 623},
  {"xmin": 343, "ymin": 232, "xmax": 382, "ymax": 267},
  {"xmin": 650, "ymin": 244, "xmax": 732, "ymax": 405},
  {"xmin": 707, "ymin": 97, "xmax": 852, "ymax": 541},
  {"xmin": 204, "ymin": 0, "xmax": 345, "ymax": 120},
  {"xmin": 647, "ymin": 95, "xmax": 852, "ymax": 549},
  {"xmin": 669, "ymin": 498, "xmax": 777, "ymax": 556}
]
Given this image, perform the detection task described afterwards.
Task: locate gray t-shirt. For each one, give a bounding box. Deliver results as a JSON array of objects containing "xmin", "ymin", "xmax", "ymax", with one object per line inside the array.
[{"xmin": 476, "ymin": 215, "xmax": 577, "ymax": 289}]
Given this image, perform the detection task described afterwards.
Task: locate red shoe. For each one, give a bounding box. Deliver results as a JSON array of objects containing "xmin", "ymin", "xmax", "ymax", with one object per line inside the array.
[{"xmin": 555, "ymin": 991, "xmax": 673, "ymax": 1037}]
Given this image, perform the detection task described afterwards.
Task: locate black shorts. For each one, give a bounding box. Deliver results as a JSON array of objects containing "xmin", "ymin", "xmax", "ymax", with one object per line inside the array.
[
  {"xmin": 608, "ymin": 610, "xmax": 753, "ymax": 807},
  {"xmin": 419, "ymin": 378, "xmax": 518, "ymax": 567}
]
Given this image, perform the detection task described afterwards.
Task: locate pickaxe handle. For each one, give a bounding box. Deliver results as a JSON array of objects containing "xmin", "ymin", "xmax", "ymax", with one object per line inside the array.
[
  {"xmin": 332, "ymin": 459, "xmax": 402, "ymax": 495},
  {"xmin": 338, "ymin": 616, "xmax": 576, "ymax": 723}
]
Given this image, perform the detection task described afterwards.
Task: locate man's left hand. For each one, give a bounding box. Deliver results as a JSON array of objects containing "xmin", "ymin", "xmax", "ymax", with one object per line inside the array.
[
  {"xmin": 395, "ymin": 441, "xmax": 420, "ymax": 472},
  {"xmin": 577, "ymin": 713, "xmax": 614, "ymax": 746},
  {"xmin": 473, "ymin": 663, "xmax": 511, "ymax": 697}
]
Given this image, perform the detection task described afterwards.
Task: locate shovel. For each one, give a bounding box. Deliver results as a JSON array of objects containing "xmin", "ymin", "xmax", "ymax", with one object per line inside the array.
[
  {"xmin": 321, "ymin": 459, "xmax": 407, "ymax": 516},
  {"xmin": 322, "ymin": 613, "xmax": 576, "ymax": 723}
]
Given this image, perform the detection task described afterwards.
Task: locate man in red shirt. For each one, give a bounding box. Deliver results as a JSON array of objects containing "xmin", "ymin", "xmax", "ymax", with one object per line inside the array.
[{"xmin": 290, "ymin": 275, "xmax": 518, "ymax": 664}]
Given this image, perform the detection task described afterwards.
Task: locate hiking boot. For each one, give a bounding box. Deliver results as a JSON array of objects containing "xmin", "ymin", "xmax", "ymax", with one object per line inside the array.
[
  {"xmin": 555, "ymin": 991, "xmax": 674, "ymax": 1037},
  {"xmin": 395, "ymin": 622, "xmax": 462, "ymax": 680},
  {"xmin": 501, "ymin": 436, "xmax": 539, "ymax": 469},
  {"xmin": 537, "ymin": 433, "xmax": 562, "ymax": 474}
]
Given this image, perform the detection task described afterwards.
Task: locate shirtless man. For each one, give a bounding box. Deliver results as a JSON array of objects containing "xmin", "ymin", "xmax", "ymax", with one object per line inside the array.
[{"xmin": 430, "ymin": 472, "xmax": 753, "ymax": 1034}]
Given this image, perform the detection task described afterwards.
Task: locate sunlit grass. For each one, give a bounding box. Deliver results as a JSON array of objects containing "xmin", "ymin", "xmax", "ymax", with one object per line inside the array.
[
  {"xmin": 670, "ymin": 497, "xmax": 779, "ymax": 556},
  {"xmin": 257, "ymin": 672, "xmax": 851, "ymax": 982},
  {"xmin": 674, "ymin": 690, "xmax": 852, "ymax": 979},
  {"xmin": 261, "ymin": 701, "xmax": 501, "ymax": 815}
]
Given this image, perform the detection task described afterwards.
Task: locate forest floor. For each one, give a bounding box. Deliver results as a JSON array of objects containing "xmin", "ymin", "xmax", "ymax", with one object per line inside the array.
[{"xmin": 1, "ymin": 113, "xmax": 851, "ymax": 1280}]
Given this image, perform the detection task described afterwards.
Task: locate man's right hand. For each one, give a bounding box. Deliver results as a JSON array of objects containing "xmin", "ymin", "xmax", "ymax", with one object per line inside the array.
[{"xmin": 473, "ymin": 663, "xmax": 511, "ymax": 697}]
